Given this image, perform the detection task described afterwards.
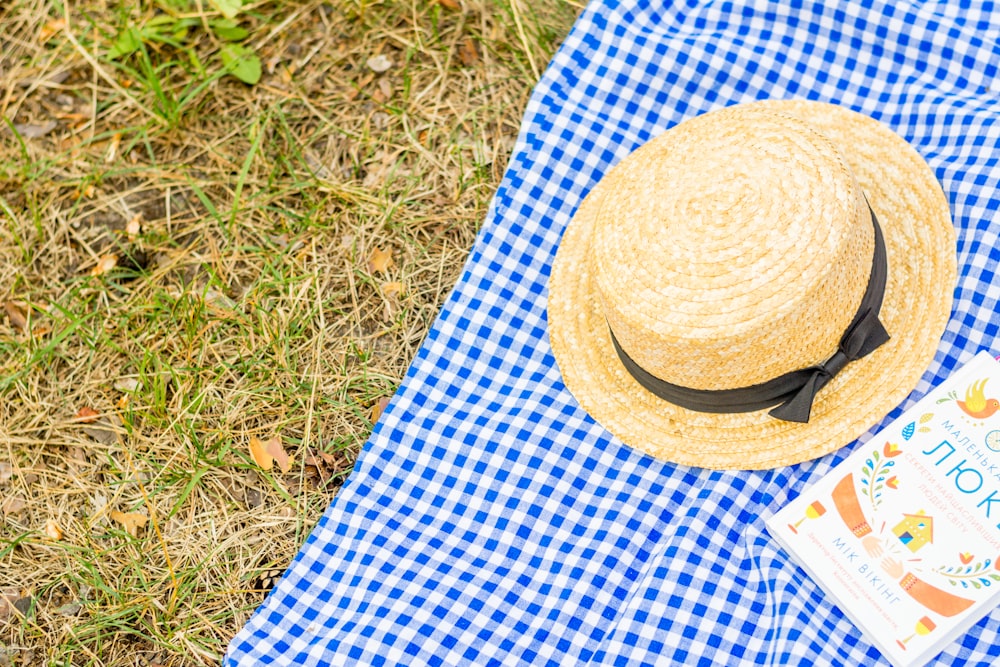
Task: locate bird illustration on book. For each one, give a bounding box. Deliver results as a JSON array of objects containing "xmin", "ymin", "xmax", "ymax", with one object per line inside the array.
[{"xmin": 938, "ymin": 377, "xmax": 1000, "ymax": 420}]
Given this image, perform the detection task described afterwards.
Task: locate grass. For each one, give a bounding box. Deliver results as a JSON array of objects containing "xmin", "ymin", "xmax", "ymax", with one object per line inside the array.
[{"xmin": 0, "ymin": 0, "xmax": 580, "ymax": 664}]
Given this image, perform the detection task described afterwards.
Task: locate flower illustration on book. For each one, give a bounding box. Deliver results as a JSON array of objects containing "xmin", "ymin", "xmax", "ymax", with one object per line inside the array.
[
  {"xmin": 861, "ymin": 446, "xmax": 898, "ymax": 510},
  {"xmin": 896, "ymin": 615, "xmax": 936, "ymax": 650},
  {"xmin": 933, "ymin": 557, "xmax": 1000, "ymax": 589},
  {"xmin": 788, "ymin": 500, "xmax": 826, "ymax": 534}
]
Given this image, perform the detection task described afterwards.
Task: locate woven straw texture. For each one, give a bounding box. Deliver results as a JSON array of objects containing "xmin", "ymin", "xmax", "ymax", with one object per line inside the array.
[{"xmin": 549, "ymin": 99, "xmax": 956, "ymax": 469}]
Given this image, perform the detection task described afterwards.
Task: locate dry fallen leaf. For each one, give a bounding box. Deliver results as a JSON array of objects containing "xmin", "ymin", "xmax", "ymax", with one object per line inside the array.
[
  {"xmin": 110, "ymin": 510, "xmax": 148, "ymax": 538},
  {"xmin": 269, "ymin": 233, "xmax": 291, "ymax": 248},
  {"xmin": 249, "ymin": 436, "xmax": 272, "ymax": 470},
  {"xmin": 367, "ymin": 247, "xmax": 394, "ymax": 274},
  {"xmin": 0, "ymin": 461, "xmax": 12, "ymax": 484},
  {"xmin": 0, "ymin": 591, "xmax": 14, "ymax": 620},
  {"xmin": 125, "ymin": 213, "xmax": 141, "ymax": 241},
  {"xmin": 12, "ymin": 594, "xmax": 33, "ymax": 618},
  {"xmin": 381, "ymin": 281, "xmax": 404, "ymax": 298},
  {"xmin": 369, "ymin": 396, "xmax": 390, "ymax": 424},
  {"xmin": 82, "ymin": 414, "xmax": 123, "ymax": 445},
  {"xmin": 2, "ymin": 495, "xmax": 26, "ymax": 515},
  {"xmin": 366, "ymin": 54, "xmax": 392, "ymax": 73},
  {"xmin": 374, "ymin": 77, "xmax": 392, "ymax": 103},
  {"xmin": 66, "ymin": 446, "xmax": 90, "ymax": 472},
  {"xmin": 73, "ymin": 406, "xmax": 100, "ymax": 423},
  {"xmin": 30, "ymin": 323, "xmax": 51, "ymax": 337},
  {"xmin": 13, "ymin": 121, "xmax": 57, "ymax": 139},
  {"xmin": 3, "ymin": 301, "xmax": 27, "ymax": 330},
  {"xmin": 91, "ymin": 493, "xmax": 108, "ymax": 517},
  {"xmin": 267, "ymin": 438, "xmax": 293, "ymax": 473},
  {"xmin": 458, "ymin": 37, "xmax": 480, "ymax": 67},
  {"xmin": 90, "ymin": 254, "xmax": 117, "ymax": 276},
  {"xmin": 105, "ymin": 132, "xmax": 122, "ymax": 163},
  {"xmin": 346, "ymin": 73, "xmax": 374, "ymax": 101},
  {"xmin": 0, "ymin": 588, "xmax": 21, "ymax": 621},
  {"xmin": 303, "ymin": 150, "xmax": 332, "ymax": 180},
  {"xmin": 223, "ymin": 470, "xmax": 265, "ymax": 509},
  {"xmin": 54, "ymin": 602, "xmax": 82, "ymax": 616},
  {"xmin": 380, "ymin": 281, "xmax": 403, "ymax": 321},
  {"xmin": 303, "ymin": 450, "xmax": 339, "ymax": 469},
  {"xmin": 204, "ymin": 289, "xmax": 236, "ymax": 311},
  {"xmin": 250, "ymin": 436, "xmax": 293, "ymax": 474},
  {"xmin": 59, "ymin": 133, "xmax": 82, "ymax": 155},
  {"xmin": 114, "ymin": 377, "xmax": 141, "ymax": 393},
  {"xmin": 55, "ymin": 110, "xmax": 90, "ymax": 129},
  {"xmin": 44, "ymin": 519, "xmax": 63, "ymax": 540},
  {"xmin": 437, "ymin": 0, "xmax": 461, "ymax": 9},
  {"xmin": 39, "ymin": 18, "xmax": 66, "ymax": 42}
]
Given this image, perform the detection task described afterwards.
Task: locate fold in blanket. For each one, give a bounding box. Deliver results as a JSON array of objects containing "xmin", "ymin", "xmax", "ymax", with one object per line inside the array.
[{"xmin": 227, "ymin": 1, "xmax": 1000, "ymax": 664}]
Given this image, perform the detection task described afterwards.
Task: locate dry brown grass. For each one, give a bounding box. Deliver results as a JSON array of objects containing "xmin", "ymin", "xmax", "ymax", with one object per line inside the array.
[{"xmin": 0, "ymin": 1, "xmax": 579, "ymax": 664}]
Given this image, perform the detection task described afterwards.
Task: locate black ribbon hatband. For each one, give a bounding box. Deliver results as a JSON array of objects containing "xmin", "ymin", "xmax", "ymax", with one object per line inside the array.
[{"xmin": 610, "ymin": 204, "xmax": 890, "ymax": 424}]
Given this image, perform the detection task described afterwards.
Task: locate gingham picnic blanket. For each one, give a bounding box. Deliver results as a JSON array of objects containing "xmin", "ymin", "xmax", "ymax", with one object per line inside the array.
[{"xmin": 226, "ymin": 1, "xmax": 1000, "ymax": 664}]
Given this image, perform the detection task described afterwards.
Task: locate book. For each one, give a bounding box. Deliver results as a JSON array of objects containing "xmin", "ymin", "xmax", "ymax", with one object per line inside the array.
[{"xmin": 767, "ymin": 350, "xmax": 1000, "ymax": 667}]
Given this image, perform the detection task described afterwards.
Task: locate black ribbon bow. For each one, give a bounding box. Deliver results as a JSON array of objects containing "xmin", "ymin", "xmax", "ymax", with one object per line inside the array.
[
  {"xmin": 767, "ymin": 306, "xmax": 890, "ymax": 422},
  {"xmin": 609, "ymin": 202, "xmax": 890, "ymax": 424}
]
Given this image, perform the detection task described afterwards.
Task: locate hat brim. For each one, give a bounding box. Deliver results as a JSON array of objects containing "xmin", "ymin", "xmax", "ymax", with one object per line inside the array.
[{"xmin": 548, "ymin": 99, "xmax": 957, "ymax": 470}]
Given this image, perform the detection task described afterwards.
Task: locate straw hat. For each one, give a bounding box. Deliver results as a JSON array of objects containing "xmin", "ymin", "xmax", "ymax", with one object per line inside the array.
[{"xmin": 548, "ymin": 100, "xmax": 956, "ymax": 470}]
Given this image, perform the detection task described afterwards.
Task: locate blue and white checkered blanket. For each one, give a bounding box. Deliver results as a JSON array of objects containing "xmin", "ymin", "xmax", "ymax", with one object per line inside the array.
[{"xmin": 226, "ymin": 1, "xmax": 1000, "ymax": 664}]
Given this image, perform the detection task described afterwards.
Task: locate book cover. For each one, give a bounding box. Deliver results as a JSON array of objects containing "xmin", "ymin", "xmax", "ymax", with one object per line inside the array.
[{"xmin": 767, "ymin": 350, "xmax": 1000, "ymax": 667}]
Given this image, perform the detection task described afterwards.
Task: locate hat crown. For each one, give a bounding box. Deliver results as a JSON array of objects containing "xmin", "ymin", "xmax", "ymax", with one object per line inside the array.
[{"xmin": 590, "ymin": 105, "xmax": 875, "ymax": 390}]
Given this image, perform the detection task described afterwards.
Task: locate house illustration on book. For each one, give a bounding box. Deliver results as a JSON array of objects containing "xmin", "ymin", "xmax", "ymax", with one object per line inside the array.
[{"xmin": 892, "ymin": 510, "xmax": 933, "ymax": 553}]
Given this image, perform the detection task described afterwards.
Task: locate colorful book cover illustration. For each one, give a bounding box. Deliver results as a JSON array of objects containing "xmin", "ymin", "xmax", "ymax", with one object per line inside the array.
[{"xmin": 768, "ymin": 350, "xmax": 1000, "ymax": 667}]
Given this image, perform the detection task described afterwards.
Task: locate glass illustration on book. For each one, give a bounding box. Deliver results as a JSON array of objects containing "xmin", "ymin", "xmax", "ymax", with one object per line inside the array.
[
  {"xmin": 788, "ymin": 500, "xmax": 826, "ymax": 534},
  {"xmin": 767, "ymin": 351, "xmax": 1000, "ymax": 667},
  {"xmin": 897, "ymin": 616, "xmax": 936, "ymax": 650}
]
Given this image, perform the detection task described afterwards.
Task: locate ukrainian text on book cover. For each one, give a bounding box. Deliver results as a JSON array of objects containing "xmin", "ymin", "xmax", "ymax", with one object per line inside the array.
[{"xmin": 768, "ymin": 350, "xmax": 1000, "ymax": 667}]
